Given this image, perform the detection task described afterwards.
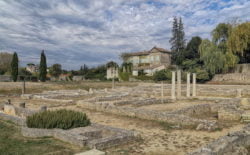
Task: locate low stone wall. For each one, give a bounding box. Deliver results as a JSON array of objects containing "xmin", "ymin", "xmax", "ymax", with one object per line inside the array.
[
  {"xmin": 212, "ymin": 73, "xmax": 250, "ymax": 83},
  {"xmin": 171, "ymin": 104, "xmax": 212, "ymax": 117},
  {"xmin": 114, "ymin": 98, "xmax": 172, "ymax": 106},
  {"xmin": 21, "ymin": 124, "xmax": 137, "ymax": 149},
  {"xmin": 77, "ymin": 100, "xmax": 218, "ymax": 131},
  {"xmin": 188, "ymin": 124, "xmax": 250, "ymax": 155},
  {"xmin": 3, "ymin": 104, "xmax": 37, "ymax": 118},
  {"xmin": 0, "ymin": 112, "xmax": 26, "ymax": 126},
  {"xmin": 218, "ymin": 107, "xmax": 243, "ymax": 121},
  {"xmin": 0, "ymin": 75, "xmax": 11, "ymax": 82}
]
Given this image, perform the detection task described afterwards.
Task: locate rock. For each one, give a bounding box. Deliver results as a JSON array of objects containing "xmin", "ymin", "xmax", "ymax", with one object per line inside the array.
[{"xmin": 75, "ymin": 149, "xmax": 105, "ymax": 155}]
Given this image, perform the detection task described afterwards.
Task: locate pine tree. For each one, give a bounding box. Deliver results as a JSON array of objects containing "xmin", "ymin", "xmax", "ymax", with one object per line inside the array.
[
  {"xmin": 169, "ymin": 17, "xmax": 179, "ymax": 52},
  {"xmin": 39, "ymin": 50, "xmax": 47, "ymax": 82},
  {"xmin": 169, "ymin": 17, "xmax": 186, "ymax": 65},
  {"xmin": 11, "ymin": 52, "xmax": 18, "ymax": 82},
  {"xmin": 178, "ymin": 17, "xmax": 186, "ymax": 50}
]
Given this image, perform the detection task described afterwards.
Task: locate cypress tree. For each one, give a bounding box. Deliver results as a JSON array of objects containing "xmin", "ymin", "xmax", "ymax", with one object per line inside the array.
[
  {"xmin": 39, "ymin": 50, "xmax": 47, "ymax": 82},
  {"xmin": 11, "ymin": 52, "xmax": 19, "ymax": 82}
]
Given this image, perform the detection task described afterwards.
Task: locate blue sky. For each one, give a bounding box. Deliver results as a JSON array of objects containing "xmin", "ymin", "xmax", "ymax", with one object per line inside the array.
[{"xmin": 0, "ymin": 0, "xmax": 249, "ymax": 69}]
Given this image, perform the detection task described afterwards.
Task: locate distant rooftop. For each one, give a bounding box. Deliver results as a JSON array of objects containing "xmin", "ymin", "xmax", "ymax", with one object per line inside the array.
[{"xmin": 124, "ymin": 46, "xmax": 171, "ymax": 57}]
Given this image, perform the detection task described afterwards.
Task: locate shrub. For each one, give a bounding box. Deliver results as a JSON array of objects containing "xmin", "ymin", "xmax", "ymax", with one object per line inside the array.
[
  {"xmin": 119, "ymin": 72, "xmax": 130, "ymax": 81},
  {"xmin": 134, "ymin": 75, "xmax": 153, "ymax": 81},
  {"xmin": 153, "ymin": 69, "xmax": 172, "ymax": 81},
  {"xmin": 27, "ymin": 109, "xmax": 90, "ymax": 130}
]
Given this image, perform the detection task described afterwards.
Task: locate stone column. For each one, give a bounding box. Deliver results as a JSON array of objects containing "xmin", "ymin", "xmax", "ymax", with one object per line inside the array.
[
  {"xmin": 171, "ymin": 71, "xmax": 176, "ymax": 100},
  {"xmin": 22, "ymin": 79, "xmax": 26, "ymax": 94},
  {"xmin": 177, "ymin": 70, "xmax": 181, "ymax": 98},
  {"xmin": 161, "ymin": 81, "xmax": 164, "ymax": 103},
  {"xmin": 112, "ymin": 78, "xmax": 115, "ymax": 89},
  {"xmin": 186, "ymin": 72, "xmax": 191, "ymax": 97},
  {"xmin": 192, "ymin": 73, "xmax": 197, "ymax": 97},
  {"xmin": 89, "ymin": 88, "xmax": 93, "ymax": 94},
  {"xmin": 236, "ymin": 89, "xmax": 242, "ymax": 98}
]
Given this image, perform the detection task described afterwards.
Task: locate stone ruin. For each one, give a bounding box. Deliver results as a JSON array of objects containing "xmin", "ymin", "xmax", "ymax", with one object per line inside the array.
[
  {"xmin": 3, "ymin": 71, "xmax": 250, "ymax": 154},
  {"xmin": 0, "ymin": 101, "xmax": 138, "ymax": 150},
  {"xmin": 189, "ymin": 124, "xmax": 250, "ymax": 155}
]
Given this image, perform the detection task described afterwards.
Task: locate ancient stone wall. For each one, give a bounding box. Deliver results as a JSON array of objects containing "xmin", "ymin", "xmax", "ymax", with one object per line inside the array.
[
  {"xmin": 0, "ymin": 75, "xmax": 11, "ymax": 82},
  {"xmin": 189, "ymin": 124, "xmax": 250, "ymax": 155},
  {"xmin": 77, "ymin": 100, "xmax": 218, "ymax": 130}
]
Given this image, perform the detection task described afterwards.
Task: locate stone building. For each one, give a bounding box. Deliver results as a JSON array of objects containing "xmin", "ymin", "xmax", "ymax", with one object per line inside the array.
[
  {"xmin": 106, "ymin": 67, "xmax": 119, "ymax": 79},
  {"xmin": 122, "ymin": 46, "xmax": 171, "ymax": 76},
  {"xmin": 26, "ymin": 63, "xmax": 39, "ymax": 73}
]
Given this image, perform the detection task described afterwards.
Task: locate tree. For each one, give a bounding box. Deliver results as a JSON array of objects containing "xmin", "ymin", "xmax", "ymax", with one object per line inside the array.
[
  {"xmin": 199, "ymin": 39, "xmax": 238, "ymax": 75},
  {"xmin": 169, "ymin": 17, "xmax": 186, "ymax": 65},
  {"xmin": 39, "ymin": 50, "xmax": 47, "ymax": 82},
  {"xmin": 227, "ymin": 22, "xmax": 250, "ymax": 63},
  {"xmin": 169, "ymin": 17, "xmax": 179, "ymax": 52},
  {"xmin": 212, "ymin": 23, "xmax": 232, "ymax": 52},
  {"xmin": 178, "ymin": 17, "xmax": 186, "ymax": 50},
  {"xmin": 79, "ymin": 64, "xmax": 88, "ymax": 75},
  {"xmin": 49, "ymin": 64, "xmax": 62, "ymax": 78},
  {"xmin": 0, "ymin": 52, "xmax": 13, "ymax": 74},
  {"xmin": 184, "ymin": 36, "xmax": 202, "ymax": 59},
  {"xmin": 11, "ymin": 52, "xmax": 18, "ymax": 82}
]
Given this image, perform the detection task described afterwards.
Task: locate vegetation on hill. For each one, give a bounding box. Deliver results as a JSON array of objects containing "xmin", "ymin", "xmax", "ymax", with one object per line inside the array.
[
  {"xmin": 168, "ymin": 18, "xmax": 250, "ymax": 82},
  {"xmin": 27, "ymin": 109, "xmax": 90, "ymax": 130}
]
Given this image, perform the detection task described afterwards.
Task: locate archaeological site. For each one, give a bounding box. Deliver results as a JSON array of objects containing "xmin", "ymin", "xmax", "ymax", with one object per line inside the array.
[{"xmin": 1, "ymin": 70, "xmax": 250, "ymax": 155}]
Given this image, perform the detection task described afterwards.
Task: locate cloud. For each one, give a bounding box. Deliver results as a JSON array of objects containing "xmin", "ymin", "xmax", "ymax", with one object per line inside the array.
[{"xmin": 0, "ymin": 0, "xmax": 249, "ymax": 69}]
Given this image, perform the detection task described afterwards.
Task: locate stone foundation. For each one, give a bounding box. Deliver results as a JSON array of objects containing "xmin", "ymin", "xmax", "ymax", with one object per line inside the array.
[
  {"xmin": 218, "ymin": 107, "xmax": 243, "ymax": 121},
  {"xmin": 189, "ymin": 124, "xmax": 250, "ymax": 155}
]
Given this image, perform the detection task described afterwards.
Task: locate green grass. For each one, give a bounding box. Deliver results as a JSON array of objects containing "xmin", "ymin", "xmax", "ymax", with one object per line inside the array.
[{"xmin": 0, "ymin": 119, "xmax": 87, "ymax": 155}]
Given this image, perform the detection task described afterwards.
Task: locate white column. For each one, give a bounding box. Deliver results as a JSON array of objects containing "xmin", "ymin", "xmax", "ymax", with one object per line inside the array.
[
  {"xmin": 236, "ymin": 89, "xmax": 242, "ymax": 98},
  {"xmin": 112, "ymin": 78, "xmax": 115, "ymax": 89},
  {"xmin": 22, "ymin": 79, "xmax": 26, "ymax": 95},
  {"xmin": 186, "ymin": 73, "xmax": 191, "ymax": 97},
  {"xmin": 192, "ymin": 73, "xmax": 197, "ymax": 97},
  {"xmin": 171, "ymin": 71, "xmax": 176, "ymax": 100},
  {"xmin": 161, "ymin": 81, "xmax": 164, "ymax": 103},
  {"xmin": 177, "ymin": 70, "xmax": 181, "ymax": 98}
]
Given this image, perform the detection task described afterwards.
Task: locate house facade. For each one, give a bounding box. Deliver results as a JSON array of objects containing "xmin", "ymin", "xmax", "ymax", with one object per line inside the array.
[
  {"xmin": 106, "ymin": 67, "xmax": 119, "ymax": 79},
  {"xmin": 123, "ymin": 46, "xmax": 171, "ymax": 76},
  {"xmin": 26, "ymin": 63, "xmax": 39, "ymax": 73}
]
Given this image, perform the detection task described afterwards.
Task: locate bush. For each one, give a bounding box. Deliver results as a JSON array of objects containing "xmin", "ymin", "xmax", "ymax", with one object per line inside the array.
[
  {"xmin": 27, "ymin": 109, "xmax": 90, "ymax": 130},
  {"xmin": 153, "ymin": 69, "xmax": 172, "ymax": 81},
  {"xmin": 134, "ymin": 75, "xmax": 153, "ymax": 81},
  {"xmin": 119, "ymin": 72, "xmax": 130, "ymax": 81},
  {"xmin": 188, "ymin": 67, "xmax": 210, "ymax": 83}
]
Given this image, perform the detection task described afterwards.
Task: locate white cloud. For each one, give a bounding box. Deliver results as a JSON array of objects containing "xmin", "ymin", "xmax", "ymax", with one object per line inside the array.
[{"xmin": 0, "ymin": 0, "xmax": 249, "ymax": 69}]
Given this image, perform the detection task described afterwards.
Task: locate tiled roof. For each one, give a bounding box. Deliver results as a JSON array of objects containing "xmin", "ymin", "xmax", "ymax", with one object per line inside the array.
[{"xmin": 124, "ymin": 46, "xmax": 171, "ymax": 57}]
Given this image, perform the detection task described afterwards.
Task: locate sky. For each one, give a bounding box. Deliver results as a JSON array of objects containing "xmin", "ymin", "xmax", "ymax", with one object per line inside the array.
[{"xmin": 0, "ymin": 0, "xmax": 249, "ymax": 69}]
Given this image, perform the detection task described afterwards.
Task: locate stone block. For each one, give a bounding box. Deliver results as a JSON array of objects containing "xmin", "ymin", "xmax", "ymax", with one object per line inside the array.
[
  {"xmin": 218, "ymin": 107, "xmax": 242, "ymax": 121},
  {"xmin": 4, "ymin": 105, "xmax": 16, "ymax": 116},
  {"xmin": 75, "ymin": 149, "xmax": 105, "ymax": 155}
]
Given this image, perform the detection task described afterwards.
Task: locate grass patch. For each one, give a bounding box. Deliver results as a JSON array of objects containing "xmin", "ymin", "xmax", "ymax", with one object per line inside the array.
[{"xmin": 0, "ymin": 119, "xmax": 87, "ymax": 155}]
